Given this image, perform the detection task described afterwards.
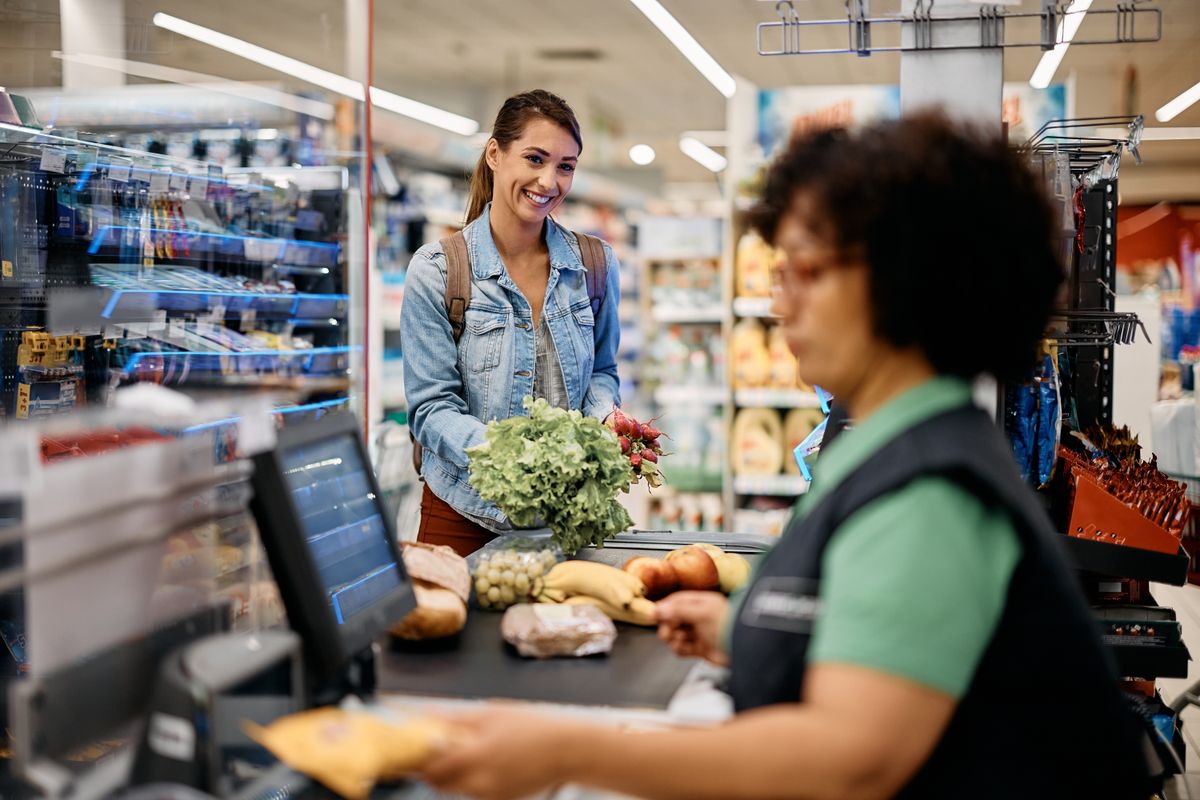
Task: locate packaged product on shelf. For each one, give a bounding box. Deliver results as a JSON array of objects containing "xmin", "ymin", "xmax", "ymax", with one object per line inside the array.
[
  {"xmin": 735, "ymin": 231, "xmax": 775, "ymax": 298},
  {"xmin": 730, "ymin": 318, "xmax": 771, "ymax": 389},
  {"xmin": 767, "ymin": 326, "xmax": 800, "ymax": 389},
  {"xmin": 15, "ymin": 332, "xmax": 85, "ymax": 419},
  {"xmin": 732, "ymin": 408, "xmax": 785, "ymax": 476},
  {"xmin": 783, "ymin": 408, "xmax": 827, "ymax": 475},
  {"xmin": 700, "ymin": 493, "xmax": 725, "ymax": 533}
]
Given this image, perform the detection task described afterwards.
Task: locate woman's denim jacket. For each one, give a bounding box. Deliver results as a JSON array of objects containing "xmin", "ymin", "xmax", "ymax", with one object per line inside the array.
[{"xmin": 400, "ymin": 204, "xmax": 621, "ymax": 530}]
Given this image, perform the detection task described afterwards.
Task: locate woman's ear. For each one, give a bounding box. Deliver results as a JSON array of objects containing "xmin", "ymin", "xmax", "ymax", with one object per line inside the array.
[{"xmin": 485, "ymin": 138, "xmax": 500, "ymax": 172}]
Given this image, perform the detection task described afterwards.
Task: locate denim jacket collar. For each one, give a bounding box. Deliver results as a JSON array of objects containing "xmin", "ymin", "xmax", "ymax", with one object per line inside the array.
[{"xmin": 464, "ymin": 202, "xmax": 584, "ymax": 281}]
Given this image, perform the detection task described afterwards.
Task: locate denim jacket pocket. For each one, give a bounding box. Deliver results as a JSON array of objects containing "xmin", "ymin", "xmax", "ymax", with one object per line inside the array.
[{"xmin": 461, "ymin": 309, "xmax": 508, "ymax": 373}]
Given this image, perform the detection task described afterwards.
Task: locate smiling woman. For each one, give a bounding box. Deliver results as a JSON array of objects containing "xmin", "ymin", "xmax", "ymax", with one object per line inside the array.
[{"xmin": 400, "ymin": 90, "xmax": 624, "ymax": 556}]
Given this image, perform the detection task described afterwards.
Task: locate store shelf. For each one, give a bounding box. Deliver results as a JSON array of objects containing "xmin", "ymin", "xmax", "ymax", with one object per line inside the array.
[
  {"xmin": 1058, "ymin": 535, "xmax": 1189, "ymax": 586},
  {"xmin": 181, "ymin": 398, "xmax": 352, "ymax": 434},
  {"xmin": 734, "ymin": 474, "xmax": 810, "ymax": 496},
  {"xmin": 87, "ymin": 227, "xmax": 341, "ymax": 268},
  {"xmin": 654, "ymin": 385, "xmax": 726, "ymax": 406},
  {"xmin": 735, "ymin": 389, "xmax": 823, "ymax": 409},
  {"xmin": 732, "ymin": 297, "xmax": 776, "ymax": 318},
  {"xmin": 99, "ymin": 289, "xmax": 349, "ymax": 321},
  {"xmin": 1105, "ymin": 640, "xmax": 1191, "ymax": 679},
  {"xmin": 650, "ymin": 306, "xmax": 724, "ymax": 324},
  {"xmin": 122, "ymin": 346, "xmax": 356, "ymax": 377}
]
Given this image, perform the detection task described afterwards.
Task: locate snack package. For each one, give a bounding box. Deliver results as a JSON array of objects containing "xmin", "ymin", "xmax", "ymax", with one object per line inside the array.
[
  {"xmin": 501, "ymin": 603, "xmax": 617, "ymax": 658},
  {"xmin": 1005, "ymin": 382, "xmax": 1038, "ymax": 483},
  {"xmin": 472, "ymin": 543, "xmax": 560, "ymax": 611},
  {"xmin": 245, "ymin": 707, "xmax": 449, "ymax": 800},
  {"xmin": 1035, "ymin": 354, "xmax": 1061, "ymax": 488}
]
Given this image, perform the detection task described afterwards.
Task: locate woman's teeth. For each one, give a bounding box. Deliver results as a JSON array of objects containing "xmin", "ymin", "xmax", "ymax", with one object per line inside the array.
[{"xmin": 524, "ymin": 190, "xmax": 552, "ymax": 206}]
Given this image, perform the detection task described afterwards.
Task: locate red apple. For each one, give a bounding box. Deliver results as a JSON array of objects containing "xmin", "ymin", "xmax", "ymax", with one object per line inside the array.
[
  {"xmin": 623, "ymin": 556, "xmax": 679, "ymax": 600},
  {"xmin": 664, "ymin": 546, "xmax": 720, "ymax": 592}
]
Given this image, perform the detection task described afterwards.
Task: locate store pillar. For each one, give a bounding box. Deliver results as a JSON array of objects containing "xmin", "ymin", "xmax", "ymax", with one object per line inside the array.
[
  {"xmin": 58, "ymin": 0, "xmax": 125, "ymax": 90},
  {"xmin": 899, "ymin": 0, "xmax": 1003, "ymax": 129}
]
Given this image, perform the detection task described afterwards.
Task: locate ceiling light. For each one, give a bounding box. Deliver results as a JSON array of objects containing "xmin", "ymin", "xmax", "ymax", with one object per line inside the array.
[
  {"xmin": 679, "ymin": 136, "xmax": 727, "ymax": 172},
  {"xmin": 153, "ymin": 13, "xmax": 364, "ymax": 100},
  {"xmin": 628, "ymin": 144, "xmax": 656, "ymax": 166},
  {"xmin": 1095, "ymin": 126, "xmax": 1200, "ymax": 141},
  {"xmin": 1156, "ymin": 81, "xmax": 1200, "ymax": 123},
  {"xmin": 153, "ymin": 12, "xmax": 479, "ymax": 136},
  {"xmin": 627, "ymin": 0, "xmax": 736, "ymax": 98},
  {"xmin": 1029, "ymin": 0, "xmax": 1093, "ymax": 90},
  {"xmin": 51, "ymin": 51, "xmax": 335, "ymax": 119},
  {"xmin": 368, "ymin": 86, "xmax": 478, "ymax": 137},
  {"xmin": 680, "ymin": 130, "xmax": 728, "ymax": 147}
]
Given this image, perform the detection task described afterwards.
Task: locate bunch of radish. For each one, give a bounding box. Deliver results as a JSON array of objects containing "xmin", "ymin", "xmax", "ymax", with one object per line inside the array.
[{"xmin": 609, "ymin": 408, "xmax": 666, "ymax": 489}]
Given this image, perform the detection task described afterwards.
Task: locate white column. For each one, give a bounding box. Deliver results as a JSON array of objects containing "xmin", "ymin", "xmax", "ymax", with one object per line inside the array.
[
  {"xmin": 59, "ymin": 0, "xmax": 125, "ymax": 89},
  {"xmin": 899, "ymin": 0, "xmax": 1003, "ymax": 129}
]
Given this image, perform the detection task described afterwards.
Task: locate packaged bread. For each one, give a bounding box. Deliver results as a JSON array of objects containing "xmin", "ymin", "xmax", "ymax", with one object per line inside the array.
[
  {"xmin": 245, "ymin": 707, "xmax": 450, "ymax": 800},
  {"xmin": 783, "ymin": 408, "xmax": 826, "ymax": 475},
  {"xmin": 732, "ymin": 408, "xmax": 785, "ymax": 476},
  {"xmin": 390, "ymin": 542, "xmax": 469, "ymax": 640},
  {"xmin": 501, "ymin": 603, "xmax": 617, "ymax": 658}
]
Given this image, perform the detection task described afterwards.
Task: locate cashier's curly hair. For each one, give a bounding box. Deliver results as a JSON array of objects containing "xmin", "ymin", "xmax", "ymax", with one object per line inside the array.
[{"xmin": 747, "ymin": 112, "xmax": 1064, "ymax": 383}]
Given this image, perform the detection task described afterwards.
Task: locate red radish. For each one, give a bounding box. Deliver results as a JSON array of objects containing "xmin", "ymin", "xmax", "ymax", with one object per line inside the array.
[
  {"xmin": 630, "ymin": 421, "xmax": 643, "ymax": 439},
  {"xmin": 618, "ymin": 435, "xmax": 631, "ymax": 455},
  {"xmin": 630, "ymin": 452, "xmax": 642, "ymax": 468},
  {"xmin": 642, "ymin": 424, "xmax": 663, "ymax": 440},
  {"xmin": 642, "ymin": 449, "xmax": 658, "ymax": 463}
]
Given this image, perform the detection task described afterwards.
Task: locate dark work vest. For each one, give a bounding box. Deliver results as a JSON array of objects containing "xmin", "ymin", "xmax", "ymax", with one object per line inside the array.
[{"xmin": 728, "ymin": 405, "xmax": 1153, "ymax": 799}]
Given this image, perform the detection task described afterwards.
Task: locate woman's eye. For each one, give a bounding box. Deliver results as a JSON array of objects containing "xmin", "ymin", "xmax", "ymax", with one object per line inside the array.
[
  {"xmin": 559, "ymin": 163, "xmax": 575, "ymax": 173},
  {"xmin": 526, "ymin": 155, "xmax": 543, "ymax": 165}
]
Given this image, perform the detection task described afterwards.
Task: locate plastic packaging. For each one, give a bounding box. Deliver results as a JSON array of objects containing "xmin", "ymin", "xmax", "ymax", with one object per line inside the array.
[
  {"xmin": 472, "ymin": 543, "xmax": 561, "ymax": 611},
  {"xmin": 501, "ymin": 603, "xmax": 617, "ymax": 658},
  {"xmin": 1035, "ymin": 354, "xmax": 1061, "ymax": 487}
]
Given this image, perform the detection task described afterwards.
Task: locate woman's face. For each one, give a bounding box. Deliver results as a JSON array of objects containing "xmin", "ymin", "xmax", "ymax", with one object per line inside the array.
[
  {"xmin": 768, "ymin": 198, "xmax": 879, "ymax": 399},
  {"xmin": 487, "ymin": 117, "xmax": 579, "ymax": 227}
]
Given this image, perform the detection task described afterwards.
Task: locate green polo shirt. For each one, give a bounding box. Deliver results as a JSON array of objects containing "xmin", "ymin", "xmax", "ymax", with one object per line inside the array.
[{"xmin": 733, "ymin": 377, "xmax": 1022, "ymax": 699}]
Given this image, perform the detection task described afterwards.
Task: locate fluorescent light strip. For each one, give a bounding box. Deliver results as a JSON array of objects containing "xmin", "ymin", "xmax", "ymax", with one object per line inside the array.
[
  {"xmin": 1030, "ymin": 0, "xmax": 1093, "ymax": 90},
  {"xmin": 680, "ymin": 129, "xmax": 729, "ymax": 147},
  {"xmin": 679, "ymin": 136, "xmax": 727, "ymax": 172},
  {"xmin": 627, "ymin": 0, "xmax": 736, "ymax": 98},
  {"xmin": 368, "ymin": 86, "xmax": 478, "ymax": 137},
  {"xmin": 153, "ymin": 12, "xmax": 478, "ymax": 136},
  {"xmin": 52, "ymin": 51, "xmax": 335, "ymax": 120},
  {"xmin": 1095, "ymin": 126, "xmax": 1200, "ymax": 141},
  {"xmin": 1157, "ymin": 81, "xmax": 1200, "ymax": 124}
]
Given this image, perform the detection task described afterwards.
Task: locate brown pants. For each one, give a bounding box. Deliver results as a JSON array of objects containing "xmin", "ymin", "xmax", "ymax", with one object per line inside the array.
[{"xmin": 417, "ymin": 484, "xmax": 496, "ymax": 557}]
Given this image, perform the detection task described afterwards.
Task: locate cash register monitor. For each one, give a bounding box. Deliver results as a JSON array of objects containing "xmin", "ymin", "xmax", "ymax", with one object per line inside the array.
[{"xmin": 249, "ymin": 412, "xmax": 415, "ymax": 684}]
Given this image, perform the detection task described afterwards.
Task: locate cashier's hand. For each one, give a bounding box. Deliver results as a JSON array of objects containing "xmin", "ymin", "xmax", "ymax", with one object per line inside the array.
[
  {"xmin": 421, "ymin": 707, "xmax": 582, "ymax": 800},
  {"xmin": 656, "ymin": 591, "xmax": 730, "ymax": 666}
]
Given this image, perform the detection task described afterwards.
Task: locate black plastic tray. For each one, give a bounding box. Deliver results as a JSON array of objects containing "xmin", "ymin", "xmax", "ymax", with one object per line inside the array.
[{"xmin": 1058, "ymin": 534, "xmax": 1189, "ymax": 586}]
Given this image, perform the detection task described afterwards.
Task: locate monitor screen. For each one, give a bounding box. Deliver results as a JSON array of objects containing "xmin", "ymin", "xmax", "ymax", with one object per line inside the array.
[{"xmin": 280, "ymin": 434, "xmax": 404, "ymax": 627}]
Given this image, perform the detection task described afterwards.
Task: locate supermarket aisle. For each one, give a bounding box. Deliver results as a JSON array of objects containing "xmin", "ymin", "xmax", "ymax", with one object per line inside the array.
[{"xmin": 1152, "ymin": 582, "xmax": 1200, "ymax": 797}]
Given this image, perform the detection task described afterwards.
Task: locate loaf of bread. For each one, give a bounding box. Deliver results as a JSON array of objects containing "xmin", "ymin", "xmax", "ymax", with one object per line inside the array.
[
  {"xmin": 389, "ymin": 542, "xmax": 470, "ymax": 640},
  {"xmin": 501, "ymin": 603, "xmax": 616, "ymax": 658}
]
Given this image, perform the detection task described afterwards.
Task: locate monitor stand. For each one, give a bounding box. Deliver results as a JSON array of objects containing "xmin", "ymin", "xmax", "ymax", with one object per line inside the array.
[{"xmin": 311, "ymin": 643, "xmax": 378, "ymax": 707}]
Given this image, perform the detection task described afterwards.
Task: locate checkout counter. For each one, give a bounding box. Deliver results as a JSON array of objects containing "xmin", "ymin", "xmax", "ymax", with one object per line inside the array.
[{"xmin": 1, "ymin": 413, "xmax": 773, "ymax": 800}]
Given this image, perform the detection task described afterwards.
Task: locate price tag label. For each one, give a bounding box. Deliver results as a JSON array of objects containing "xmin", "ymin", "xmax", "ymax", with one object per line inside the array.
[
  {"xmin": 108, "ymin": 158, "xmax": 132, "ymax": 183},
  {"xmin": 148, "ymin": 171, "xmax": 170, "ymax": 195},
  {"xmin": 187, "ymin": 175, "xmax": 209, "ymax": 198},
  {"xmin": 168, "ymin": 318, "xmax": 187, "ymax": 341},
  {"xmin": 150, "ymin": 309, "xmax": 168, "ymax": 333},
  {"xmin": 1, "ymin": 261, "xmax": 12, "ymax": 278},
  {"xmin": 169, "ymin": 172, "xmax": 188, "ymax": 191},
  {"xmin": 209, "ymin": 304, "xmax": 227, "ymax": 324},
  {"xmin": 40, "ymin": 147, "xmax": 67, "ymax": 174}
]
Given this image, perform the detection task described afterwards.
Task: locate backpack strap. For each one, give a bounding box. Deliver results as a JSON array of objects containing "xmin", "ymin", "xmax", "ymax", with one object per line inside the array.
[
  {"xmin": 574, "ymin": 231, "xmax": 608, "ymax": 316},
  {"xmin": 440, "ymin": 231, "xmax": 471, "ymax": 343}
]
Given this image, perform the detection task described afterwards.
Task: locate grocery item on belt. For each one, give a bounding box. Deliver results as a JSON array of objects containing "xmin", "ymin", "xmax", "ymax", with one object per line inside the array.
[
  {"xmin": 245, "ymin": 707, "xmax": 450, "ymax": 800},
  {"xmin": 501, "ymin": 603, "xmax": 617, "ymax": 658},
  {"xmin": 390, "ymin": 542, "xmax": 469, "ymax": 640}
]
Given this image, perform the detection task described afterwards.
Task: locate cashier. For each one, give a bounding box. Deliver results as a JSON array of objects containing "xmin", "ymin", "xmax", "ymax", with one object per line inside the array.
[{"xmin": 420, "ymin": 114, "xmax": 1153, "ymax": 800}]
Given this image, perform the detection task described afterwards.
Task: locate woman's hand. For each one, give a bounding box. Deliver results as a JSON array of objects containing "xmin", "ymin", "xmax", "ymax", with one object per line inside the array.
[
  {"xmin": 656, "ymin": 591, "xmax": 730, "ymax": 666},
  {"xmin": 420, "ymin": 707, "xmax": 587, "ymax": 800}
]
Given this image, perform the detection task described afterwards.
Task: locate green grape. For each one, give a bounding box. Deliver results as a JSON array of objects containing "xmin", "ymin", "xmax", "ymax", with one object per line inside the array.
[
  {"xmin": 487, "ymin": 569, "xmax": 501, "ymax": 585},
  {"xmin": 500, "ymin": 570, "xmax": 515, "ymax": 587},
  {"xmin": 514, "ymin": 573, "xmax": 530, "ymax": 595},
  {"xmin": 527, "ymin": 561, "xmax": 545, "ymax": 578},
  {"xmin": 475, "ymin": 577, "xmax": 490, "ymax": 595},
  {"xmin": 499, "ymin": 585, "xmax": 515, "ymax": 605}
]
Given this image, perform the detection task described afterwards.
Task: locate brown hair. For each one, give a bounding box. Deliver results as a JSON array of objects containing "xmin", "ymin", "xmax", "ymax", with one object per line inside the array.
[
  {"xmin": 747, "ymin": 112, "xmax": 1063, "ymax": 382},
  {"xmin": 465, "ymin": 89, "xmax": 583, "ymax": 226}
]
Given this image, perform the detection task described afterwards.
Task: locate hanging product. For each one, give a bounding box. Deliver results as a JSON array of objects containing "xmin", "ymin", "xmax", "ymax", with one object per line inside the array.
[
  {"xmin": 1035, "ymin": 354, "xmax": 1061, "ymax": 488},
  {"xmin": 783, "ymin": 408, "xmax": 826, "ymax": 476}
]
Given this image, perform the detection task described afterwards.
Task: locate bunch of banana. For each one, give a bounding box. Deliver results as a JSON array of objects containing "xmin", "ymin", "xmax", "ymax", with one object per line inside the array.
[{"xmin": 535, "ymin": 560, "xmax": 657, "ymax": 626}]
